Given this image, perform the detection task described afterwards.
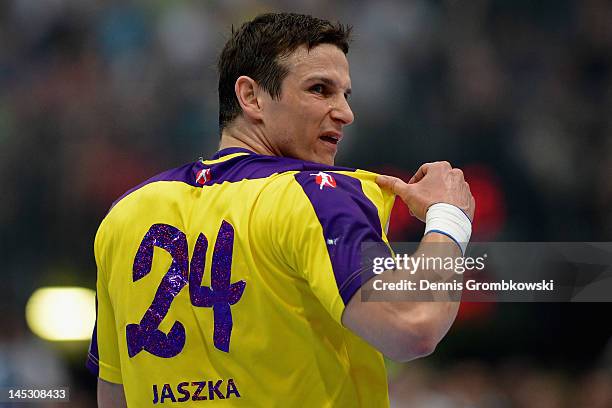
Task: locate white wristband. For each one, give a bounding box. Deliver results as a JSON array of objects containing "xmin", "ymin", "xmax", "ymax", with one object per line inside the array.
[{"xmin": 424, "ymin": 203, "xmax": 472, "ymax": 255}]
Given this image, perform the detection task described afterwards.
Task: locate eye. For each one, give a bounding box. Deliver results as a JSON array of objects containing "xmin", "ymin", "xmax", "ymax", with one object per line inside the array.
[
  {"xmin": 344, "ymin": 92, "xmax": 351, "ymax": 101},
  {"xmin": 310, "ymin": 84, "xmax": 325, "ymax": 94}
]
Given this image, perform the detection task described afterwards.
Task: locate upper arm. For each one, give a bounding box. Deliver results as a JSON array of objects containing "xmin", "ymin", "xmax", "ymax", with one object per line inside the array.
[
  {"xmin": 263, "ymin": 171, "xmax": 453, "ymax": 361},
  {"xmin": 274, "ymin": 171, "xmax": 395, "ymax": 323},
  {"xmin": 87, "ymin": 221, "xmax": 123, "ymax": 383},
  {"xmin": 341, "ymin": 285, "xmax": 440, "ymax": 362},
  {"xmin": 341, "ymin": 232, "xmax": 463, "ymax": 362}
]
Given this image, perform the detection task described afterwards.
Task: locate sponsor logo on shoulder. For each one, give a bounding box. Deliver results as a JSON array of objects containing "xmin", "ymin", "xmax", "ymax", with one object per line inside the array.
[
  {"xmin": 310, "ymin": 171, "xmax": 337, "ymax": 190},
  {"xmin": 196, "ymin": 168, "xmax": 212, "ymax": 185}
]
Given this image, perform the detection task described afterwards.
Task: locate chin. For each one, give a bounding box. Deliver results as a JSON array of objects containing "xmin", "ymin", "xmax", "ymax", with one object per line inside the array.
[{"xmin": 314, "ymin": 157, "xmax": 335, "ymax": 166}]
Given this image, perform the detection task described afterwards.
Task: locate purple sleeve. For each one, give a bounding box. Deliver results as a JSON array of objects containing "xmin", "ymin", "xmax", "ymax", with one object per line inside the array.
[{"xmin": 294, "ymin": 172, "xmax": 392, "ymax": 304}]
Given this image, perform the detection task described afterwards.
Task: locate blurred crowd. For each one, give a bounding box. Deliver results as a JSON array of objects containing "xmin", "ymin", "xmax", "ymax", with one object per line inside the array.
[
  {"xmin": 1, "ymin": 0, "xmax": 611, "ymax": 406},
  {"xmin": 388, "ymin": 359, "xmax": 612, "ymax": 407}
]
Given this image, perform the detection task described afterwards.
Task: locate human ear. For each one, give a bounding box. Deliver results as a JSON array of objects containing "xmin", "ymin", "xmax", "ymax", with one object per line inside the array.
[{"xmin": 235, "ymin": 76, "xmax": 264, "ymax": 122}]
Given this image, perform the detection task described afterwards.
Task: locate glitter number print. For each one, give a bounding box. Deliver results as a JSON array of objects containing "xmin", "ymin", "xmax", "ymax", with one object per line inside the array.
[{"xmin": 126, "ymin": 222, "xmax": 246, "ymax": 358}]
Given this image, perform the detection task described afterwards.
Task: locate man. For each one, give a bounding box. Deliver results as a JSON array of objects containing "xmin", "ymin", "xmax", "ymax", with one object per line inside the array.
[{"xmin": 88, "ymin": 12, "xmax": 474, "ymax": 407}]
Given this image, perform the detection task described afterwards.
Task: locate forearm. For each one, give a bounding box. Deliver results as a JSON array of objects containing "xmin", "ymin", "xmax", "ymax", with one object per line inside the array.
[
  {"xmin": 98, "ymin": 379, "xmax": 127, "ymax": 408},
  {"xmin": 390, "ymin": 231, "xmax": 462, "ymax": 341}
]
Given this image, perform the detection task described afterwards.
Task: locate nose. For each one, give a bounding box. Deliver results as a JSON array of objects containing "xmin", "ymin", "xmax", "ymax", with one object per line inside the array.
[{"xmin": 330, "ymin": 95, "xmax": 354, "ymax": 126}]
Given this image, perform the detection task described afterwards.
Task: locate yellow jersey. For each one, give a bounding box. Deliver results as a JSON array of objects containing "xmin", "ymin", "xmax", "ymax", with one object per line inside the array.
[{"xmin": 87, "ymin": 147, "xmax": 395, "ymax": 407}]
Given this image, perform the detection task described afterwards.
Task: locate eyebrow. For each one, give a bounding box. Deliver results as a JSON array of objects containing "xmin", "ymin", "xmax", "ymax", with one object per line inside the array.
[{"xmin": 306, "ymin": 76, "xmax": 352, "ymax": 95}]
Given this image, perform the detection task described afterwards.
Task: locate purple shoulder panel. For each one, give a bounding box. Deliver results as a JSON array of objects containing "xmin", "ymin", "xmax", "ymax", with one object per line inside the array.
[{"xmin": 294, "ymin": 172, "xmax": 391, "ymax": 305}]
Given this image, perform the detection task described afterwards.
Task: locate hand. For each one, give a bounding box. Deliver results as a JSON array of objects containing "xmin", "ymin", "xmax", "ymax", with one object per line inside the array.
[{"xmin": 376, "ymin": 161, "xmax": 475, "ymax": 222}]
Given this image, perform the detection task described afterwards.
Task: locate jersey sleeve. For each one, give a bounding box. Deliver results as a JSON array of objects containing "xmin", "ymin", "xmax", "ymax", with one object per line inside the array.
[
  {"xmin": 267, "ymin": 171, "xmax": 395, "ymax": 324},
  {"xmin": 86, "ymin": 220, "xmax": 123, "ymax": 383}
]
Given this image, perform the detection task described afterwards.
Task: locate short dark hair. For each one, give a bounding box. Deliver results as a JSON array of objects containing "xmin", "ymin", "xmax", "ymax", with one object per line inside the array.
[{"xmin": 217, "ymin": 13, "xmax": 352, "ymax": 132}]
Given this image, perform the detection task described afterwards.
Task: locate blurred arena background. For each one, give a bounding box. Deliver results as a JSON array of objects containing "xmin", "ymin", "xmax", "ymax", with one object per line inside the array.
[{"xmin": 1, "ymin": 0, "xmax": 611, "ymax": 406}]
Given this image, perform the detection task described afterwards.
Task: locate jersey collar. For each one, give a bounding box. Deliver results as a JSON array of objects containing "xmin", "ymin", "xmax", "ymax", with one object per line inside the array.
[{"xmin": 212, "ymin": 147, "xmax": 255, "ymax": 160}]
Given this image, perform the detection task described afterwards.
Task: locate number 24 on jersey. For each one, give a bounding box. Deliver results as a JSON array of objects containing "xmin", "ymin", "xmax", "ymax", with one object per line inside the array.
[{"xmin": 126, "ymin": 221, "xmax": 246, "ymax": 358}]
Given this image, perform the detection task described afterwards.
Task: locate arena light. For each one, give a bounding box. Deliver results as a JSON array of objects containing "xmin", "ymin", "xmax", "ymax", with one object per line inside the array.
[{"xmin": 26, "ymin": 287, "xmax": 96, "ymax": 341}]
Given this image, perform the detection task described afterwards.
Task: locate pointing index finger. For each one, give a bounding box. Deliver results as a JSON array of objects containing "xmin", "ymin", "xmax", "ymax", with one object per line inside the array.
[{"xmin": 409, "ymin": 163, "xmax": 431, "ymax": 184}]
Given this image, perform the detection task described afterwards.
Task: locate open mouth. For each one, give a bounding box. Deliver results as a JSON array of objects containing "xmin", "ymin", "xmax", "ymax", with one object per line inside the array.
[
  {"xmin": 320, "ymin": 134, "xmax": 340, "ymax": 145},
  {"xmin": 320, "ymin": 136, "xmax": 338, "ymax": 144}
]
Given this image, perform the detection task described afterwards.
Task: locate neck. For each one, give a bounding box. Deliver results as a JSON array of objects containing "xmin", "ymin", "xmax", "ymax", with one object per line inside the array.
[{"xmin": 219, "ymin": 119, "xmax": 279, "ymax": 157}]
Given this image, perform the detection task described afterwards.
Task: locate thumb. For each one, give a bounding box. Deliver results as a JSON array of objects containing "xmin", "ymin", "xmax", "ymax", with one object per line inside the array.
[{"xmin": 376, "ymin": 175, "xmax": 407, "ymax": 195}]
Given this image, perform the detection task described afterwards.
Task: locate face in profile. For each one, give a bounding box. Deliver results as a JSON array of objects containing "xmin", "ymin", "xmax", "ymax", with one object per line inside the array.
[{"xmin": 261, "ymin": 43, "xmax": 354, "ymax": 165}]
